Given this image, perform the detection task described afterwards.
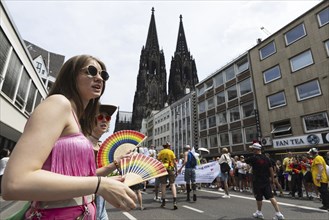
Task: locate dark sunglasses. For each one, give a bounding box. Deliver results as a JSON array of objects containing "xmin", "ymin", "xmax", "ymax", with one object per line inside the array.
[
  {"xmin": 82, "ymin": 65, "xmax": 109, "ymax": 81},
  {"xmin": 97, "ymin": 114, "xmax": 111, "ymax": 122}
]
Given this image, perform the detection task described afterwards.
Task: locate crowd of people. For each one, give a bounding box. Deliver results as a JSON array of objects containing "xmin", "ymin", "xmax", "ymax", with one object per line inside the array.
[{"xmin": 0, "ymin": 54, "xmax": 328, "ymax": 220}]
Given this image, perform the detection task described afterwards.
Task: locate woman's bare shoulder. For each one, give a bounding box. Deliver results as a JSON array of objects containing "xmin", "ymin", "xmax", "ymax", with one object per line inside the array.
[{"xmin": 30, "ymin": 95, "xmax": 72, "ymax": 121}]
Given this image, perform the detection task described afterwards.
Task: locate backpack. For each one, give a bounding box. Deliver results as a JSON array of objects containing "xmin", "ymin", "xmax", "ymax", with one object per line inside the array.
[
  {"xmin": 220, "ymin": 155, "xmax": 231, "ymax": 173},
  {"xmin": 188, "ymin": 151, "xmax": 197, "ymax": 168}
]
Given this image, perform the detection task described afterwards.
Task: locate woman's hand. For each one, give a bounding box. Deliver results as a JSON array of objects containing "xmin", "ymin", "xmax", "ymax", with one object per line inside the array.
[{"xmin": 98, "ymin": 177, "xmax": 137, "ymax": 211}]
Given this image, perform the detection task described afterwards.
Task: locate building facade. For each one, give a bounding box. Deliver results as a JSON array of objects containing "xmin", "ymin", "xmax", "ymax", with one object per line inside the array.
[
  {"xmin": 196, "ymin": 53, "xmax": 257, "ymax": 158},
  {"xmin": 113, "ymin": 110, "xmax": 133, "ymax": 132},
  {"xmin": 131, "ymin": 8, "xmax": 167, "ymax": 131},
  {"xmin": 249, "ymin": 1, "xmax": 329, "ymax": 155},
  {"xmin": 0, "ymin": 2, "xmax": 47, "ymax": 151},
  {"xmin": 194, "ymin": 1, "xmax": 328, "ymax": 159}
]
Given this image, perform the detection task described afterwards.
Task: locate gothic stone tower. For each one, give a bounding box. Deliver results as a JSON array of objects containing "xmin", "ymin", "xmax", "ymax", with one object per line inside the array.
[
  {"xmin": 131, "ymin": 8, "xmax": 167, "ymax": 131},
  {"xmin": 168, "ymin": 15, "xmax": 198, "ymax": 104}
]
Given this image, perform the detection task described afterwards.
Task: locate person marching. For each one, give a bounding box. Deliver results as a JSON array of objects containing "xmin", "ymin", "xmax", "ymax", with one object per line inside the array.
[
  {"xmin": 245, "ymin": 143, "xmax": 284, "ymax": 220},
  {"xmin": 308, "ymin": 148, "xmax": 329, "ymax": 210},
  {"xmin": 157, "ymin": 142, "xmax": 178, "ymax": 210},
  {"xmin": 178, "ymin": 145, "xmax": 197, "ymax": 202}
]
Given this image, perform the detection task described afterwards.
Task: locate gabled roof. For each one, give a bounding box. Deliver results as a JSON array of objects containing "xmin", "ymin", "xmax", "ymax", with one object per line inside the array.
[{"xmin": 24, "ymin": 40, "xmax": 65, "ymax": 78}]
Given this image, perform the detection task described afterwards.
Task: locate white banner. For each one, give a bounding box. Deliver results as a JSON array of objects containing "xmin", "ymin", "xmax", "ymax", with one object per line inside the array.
[{"xmin": 175, "ymin": 161, "xmax": 220, "ymax": 184}]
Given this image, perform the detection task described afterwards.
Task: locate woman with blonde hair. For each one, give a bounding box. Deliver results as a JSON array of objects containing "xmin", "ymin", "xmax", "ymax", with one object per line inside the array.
[{"xmin": 218, "ymin": 147, "xmax": 232, "ymax": 198}]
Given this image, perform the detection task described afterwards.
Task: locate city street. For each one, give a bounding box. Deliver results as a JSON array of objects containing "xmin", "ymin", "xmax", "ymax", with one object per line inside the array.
[{"xmin": 106, "ymin": 187, "xmax": 329, "ymax": 220}]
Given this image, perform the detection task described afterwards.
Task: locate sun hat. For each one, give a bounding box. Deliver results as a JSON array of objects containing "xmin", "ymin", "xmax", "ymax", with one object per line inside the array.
[{"xmin": 99, "ymin": 104, "xmax": 117, "ymax": 116}]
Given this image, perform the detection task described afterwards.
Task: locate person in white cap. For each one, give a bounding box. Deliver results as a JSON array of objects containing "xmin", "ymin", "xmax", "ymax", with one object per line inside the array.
[
  {"xmin": 308, "ymin": 147, "xmax": 329, "ymax": 210},
  {"xmin": 178, "ymin": 145, "xmax": 198, "ymax": 202},
  {"xmin": 245, "ymin": 143, "xmax": 285, "ymax": 220}
]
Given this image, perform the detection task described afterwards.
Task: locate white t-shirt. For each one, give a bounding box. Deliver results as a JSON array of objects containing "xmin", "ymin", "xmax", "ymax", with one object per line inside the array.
[
  {"xmin": 237, "ymin": 160, "xmax": 247, "ymax": 174},
  {"xmin": 149, "ymin": 149, "xmax": 157, "ymax": 158}
]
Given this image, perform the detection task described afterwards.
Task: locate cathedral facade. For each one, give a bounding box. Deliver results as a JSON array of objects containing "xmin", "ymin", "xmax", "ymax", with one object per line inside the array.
[{"xmin": 131, "ymin": 8, "xmax": 199, "ymax": 131}]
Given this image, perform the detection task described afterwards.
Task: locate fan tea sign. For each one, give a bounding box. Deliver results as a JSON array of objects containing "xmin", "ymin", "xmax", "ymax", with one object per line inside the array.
[{"xmin": 273, "ymin": 133, "xmax": 323, "ymax": 148}]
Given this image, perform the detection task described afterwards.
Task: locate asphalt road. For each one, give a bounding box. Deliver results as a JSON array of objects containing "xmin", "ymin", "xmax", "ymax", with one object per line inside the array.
[{"xmin": 105, "ymin": 187, "xmax": 329, "ymax": 220}]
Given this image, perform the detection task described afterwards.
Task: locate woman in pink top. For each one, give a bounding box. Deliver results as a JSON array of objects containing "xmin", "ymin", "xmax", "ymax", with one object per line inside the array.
[{"xmin": 1, "ymin": 55, "xmax": 136, "ymax": 219}]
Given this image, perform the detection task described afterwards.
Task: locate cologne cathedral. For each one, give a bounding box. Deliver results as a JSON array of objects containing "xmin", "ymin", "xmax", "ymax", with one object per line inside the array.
[{"xmin": 131, "ymin": 8, "xmax": 199, "ymax": 131}]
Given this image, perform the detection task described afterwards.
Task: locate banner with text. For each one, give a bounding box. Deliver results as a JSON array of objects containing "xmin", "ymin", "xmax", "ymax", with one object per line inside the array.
[{"xmin": 175, "ymin": 161, "xmax": 220, "ymax": 184}]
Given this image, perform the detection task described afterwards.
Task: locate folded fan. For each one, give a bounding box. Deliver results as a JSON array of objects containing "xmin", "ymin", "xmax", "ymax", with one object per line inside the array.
[
  {"xmin": 97, "ymin": 130, "xmax": 146, "ymax": 168},
  {"xmin": 120, "ymin": 153, "xmax": 168, "ymax": 186}
]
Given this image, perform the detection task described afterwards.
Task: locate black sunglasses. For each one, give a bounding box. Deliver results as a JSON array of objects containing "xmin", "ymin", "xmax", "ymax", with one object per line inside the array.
[{"xmin": 82, "ymin": 65, "xmax": 109, "ymax": 81}]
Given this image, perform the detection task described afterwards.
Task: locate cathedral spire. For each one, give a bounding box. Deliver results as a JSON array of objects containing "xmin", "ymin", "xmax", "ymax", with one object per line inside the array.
[
  {"xmin": 167, "ymin": 14, "xmax": 198, "ymax": 105},
  {"xmin": 145, "ymin": 7, "xmax": 159, "ymax": 51},
  {"xmin": 175, "ymin": 15, "xmax": 188, "ymax": 55}
]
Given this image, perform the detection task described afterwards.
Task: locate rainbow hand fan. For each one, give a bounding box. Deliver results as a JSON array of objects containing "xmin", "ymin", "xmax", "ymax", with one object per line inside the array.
[
  {"xmin": 97, "ymin": 130, "xmax": 146, "ymax": 168},
  {"xmin": 120, "ymin": 153, "xmax": 168, "ymax": 186}
]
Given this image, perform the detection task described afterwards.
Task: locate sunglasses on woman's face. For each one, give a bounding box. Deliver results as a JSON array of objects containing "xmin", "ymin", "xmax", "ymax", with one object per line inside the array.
[
  {"xmin": 97, "ymin": 114, "xmax": 111, "ymax": 122},
  {"xmin": 82, "ymin": 65, "xmax": 109, "ymax": 81}
]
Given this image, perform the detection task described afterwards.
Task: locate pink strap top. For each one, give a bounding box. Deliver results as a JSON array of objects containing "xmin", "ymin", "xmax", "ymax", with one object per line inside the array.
[{"xmin": 42, "ymin": 111, "xmax": 96, "ymax": 176}]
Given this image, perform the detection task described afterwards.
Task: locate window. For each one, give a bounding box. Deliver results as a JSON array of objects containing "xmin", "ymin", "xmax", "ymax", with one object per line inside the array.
[
  {"xmin": 0, "ymin": 28, "xmax": 11, "ymax": 79},
  {"xmin": 259, "ymin": 41, "xmax": 276, "ymax": 60},
  {"xmin": 209, "ymin": 134, "xmax": 218, "ymax": 148},
  {"xmin": 208, "ymin": 115, "xmax": 216, "ymax": 128},
  {"xmin": 198, "ymin": 101, "xmax": 206, "ymax": 113},
  {"xmin": 219, "ymin": 132, "xmax": 229, "ymax": 146},
  {"xmin": 216, "ymin": 91, "xmax": 225, "ymax": 106},
  {"xmin": 263, "ymin": 65, "xmax": 281, "ymax": 84},
  {"xmin": 225, "ymin": 66, "xmax": 235, "ymax": 81},
  {"xmin": 25, "ymin": 82, "xmax": 37, "ymax": 114},
  {"xmin": 207, "ymin": 97, "xmax": 215, "ymax": 109},
  {"xmin": 214, "ymin": 72, "xmax": 224, "ymax": 87},
  {"xmin": 2, "ymin": 51, "xmax": 22, "ymax": 100},
  {"xmin": 197, "ymin": 86, "xmax": 205, "ymax": 96},
  {"xmin": 303, "ymin": 112, "xmax": 329, "ymax": 132},
  {"xmin": 231, "ymin": 129, "xmax": 243, "ymax": 144},
  {"xmin": 237, "ymin": 57, "xmax": 249, "ymax": 74},
  {"xmin": 284, "ymin": 23, "xmax": 306, "ymax": 45},
  {"xmin": 227, "ymin": 85, "xmax": 237, "ymax": 101},
  {"xmin": 239, "ymin": 78, "xmax": 252, "ymax": 96},
  {"xmin": 242, "ymin": 102, "xmax": 254, "ymax": 118},
  {"xmin": 290, "ymin": 50, "xmax": 313, "ymax": 72},
  {"xmin": 245, "ymin": 126, "xmax": 258, "ymax": 143},
  {"xmin": 325, "ymin": 40, "xmax": 329, "ymax": 56},
  {"xmin": 271, "ymin": 121, "xmax": 292, "ymax": 136},
  {"xmin": 205, "ymin": 81, "xmax": 213, "ymax": 91},
  {"xmin": 36, "ymin": 62, "xmax": 42, "ymax": 73},
  {"xmin": 200, "ymin": 137, "xmax": 208, "ymax": 148},
  {"xmin": 199, "ymin": 118, "xmax": 207, "ymax": 130},
  {"xmin": 296, "ymin": 80, "xmax": 321, "ymax": 101},
  {"xmin": 229, "ymin": 106, "xmax": 240, "ymax": 122},
  {"xmin": 268, "ymin": 91, "xmax": 286, "ymax": 109},
  {"xmin": 218, "ymin": 111, "xmax": 227, "ymax": 125},
  {"xmin": 15, "ymin": 68, "xmax": 30, "ymax": 110},
  {"xmin": 317, "ymin": 7, "xmax": 329, "ymax": 27}
]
